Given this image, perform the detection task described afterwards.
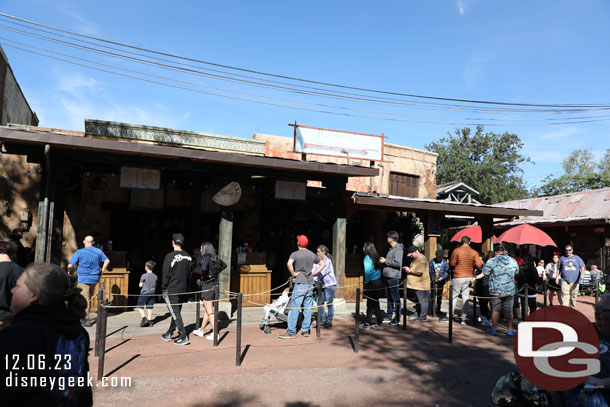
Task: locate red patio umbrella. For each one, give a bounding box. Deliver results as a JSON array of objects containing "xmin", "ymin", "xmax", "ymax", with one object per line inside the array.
[
  {"xmin": 451, "ymin": 225, "xmax": 497, "ymax": 244},
  {"xmin": 496, "ymin": 224, "xmax": 557, "ymax": 247}
]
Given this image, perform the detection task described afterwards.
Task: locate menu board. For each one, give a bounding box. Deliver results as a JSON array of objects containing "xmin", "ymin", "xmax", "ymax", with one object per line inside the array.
[{"xmin": 120, "ymin": 167, "xmax": 161, "ymax": 190}]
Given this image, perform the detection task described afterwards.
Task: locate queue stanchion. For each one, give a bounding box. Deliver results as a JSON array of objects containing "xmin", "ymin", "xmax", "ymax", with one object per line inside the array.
[
  {"xmin": 354, "ymin": 287, "xmax": 360, "ymax": 354},
  {"xmin": 543, "ymin": 280, "xmax": 548, "ymax": 307},
  {"xmin": 195, "ymin": 290, "xmax": 201, "ymax": 331},
  {"xmin": 448, "ymin": 278, "xmax": 453, "ymax": 343},
  {"xmin": 596, "ymin": 283, "xmax": 600, "ymax": 306},
  {"xmin": 316, "ymin": 282, "xmax": 322, "ymax": 338},
  {"xmin": 235, "ymin": 293, "xmax": 243, "ymax": 366},
  {"xmin": 523, "ymin": 285, "xmax": 529, "ymax": 320},
  {"xmin": 471, "ymin": 280, "xmax": 477, "ymax": 327},
  {"xmin": 213, "ymin": 285, "xmax": 219, "ymax": 347},
  {"xmin": 430, "ymin": 283, "xmax": 436, "ymax": 319},
  {"xmin": 94, "ymin": 282, "xmax": 104, "ymax": 357},
  {"xmin": 97, "ymin": 299, "xmax": 108, "ymax": 381},
  {"xmin": 402, "ymin": 280, "xmax": 407, "ymax": 330}
]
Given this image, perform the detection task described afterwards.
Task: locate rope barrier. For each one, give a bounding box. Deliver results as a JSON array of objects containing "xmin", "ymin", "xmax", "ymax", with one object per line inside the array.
[
  {"xmin": 245, "ymin": 298, "xmax": 346, "ymax": 311},
  {"xmin": 101, "ymin": 296, "xmax": 234, "ymax": 308}
]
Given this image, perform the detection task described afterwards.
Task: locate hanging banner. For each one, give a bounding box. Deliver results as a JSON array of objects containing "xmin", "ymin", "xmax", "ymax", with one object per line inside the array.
[{"xmin": 293, "ymin": 124, "xmax": 383, "ymax": 161}]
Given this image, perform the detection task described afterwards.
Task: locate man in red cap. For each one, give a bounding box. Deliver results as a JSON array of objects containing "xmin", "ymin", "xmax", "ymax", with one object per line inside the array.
[{"xmin": 279, "ymin": 235, "xmax": 326, "ymax": 339}]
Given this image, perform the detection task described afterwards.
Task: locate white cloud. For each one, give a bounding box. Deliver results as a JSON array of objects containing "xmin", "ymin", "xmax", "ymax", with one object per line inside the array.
[
  {"xmin": 537, "ymin": 126, "xmax": 582, "ymax": 140},
  {"xmin": 463, "ymin": 54, "xmax": 494, "ymax": 89},
  {"xmin": 33, "ymin": 71, "xmax": 189, "ymax": 131},
  {"xmin": 60, "ymin": 6, "xmax": 99, "ymax": 36},
  {"xmin": 455, "ymin": 0, "xmax": 466, "ymax": 15}
]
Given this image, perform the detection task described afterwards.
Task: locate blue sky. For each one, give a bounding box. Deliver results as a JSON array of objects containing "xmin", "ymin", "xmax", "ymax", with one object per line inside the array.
[{"xmin": 2, "ymin": 0, "xmax": 610, "ymax": 188}]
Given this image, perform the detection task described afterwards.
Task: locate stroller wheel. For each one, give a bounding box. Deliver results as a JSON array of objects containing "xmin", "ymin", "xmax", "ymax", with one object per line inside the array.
[
  {"xmin": 264, "ymin": 326, "xmax": 272, "ymax": 334},
  {"xmin": 259, "ymin": 323, "xmax": 265, "ymax": 330}
]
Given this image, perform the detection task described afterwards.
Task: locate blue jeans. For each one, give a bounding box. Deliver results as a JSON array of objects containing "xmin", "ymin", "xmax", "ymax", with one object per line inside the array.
[
  {"xmin": 385, "ymin": 277, "xmax": 401, "ymax": 320},
  {"xmin": 286, "ymin": 284, "xmax": 313, "ymax": 334},
  {"xmin": 319, "ymin": 285, "xmax": 336, "ymax": 323}
]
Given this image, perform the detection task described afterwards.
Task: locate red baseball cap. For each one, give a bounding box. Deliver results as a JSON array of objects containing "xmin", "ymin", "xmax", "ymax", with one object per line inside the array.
[{"xmin": 297, "ymin": 235, "xmax": 308, "ymax": 247}]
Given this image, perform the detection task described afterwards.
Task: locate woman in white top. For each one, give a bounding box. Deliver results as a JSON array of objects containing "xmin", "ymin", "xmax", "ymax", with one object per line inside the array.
[{"xmin": 545, "ymin": 254, "xmax": 563, "ymax": 306}]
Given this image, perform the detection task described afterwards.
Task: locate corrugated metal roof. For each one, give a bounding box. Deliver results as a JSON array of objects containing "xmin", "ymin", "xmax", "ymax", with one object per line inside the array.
[{"xmin": 494, "ymin": 188, "xmax": 610, "ymax": 226}]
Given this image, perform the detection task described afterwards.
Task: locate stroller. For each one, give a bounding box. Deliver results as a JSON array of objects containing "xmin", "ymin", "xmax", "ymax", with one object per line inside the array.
[{"xmin": 259, "ymin": 286, "xmax": 319, "ymax": 334}]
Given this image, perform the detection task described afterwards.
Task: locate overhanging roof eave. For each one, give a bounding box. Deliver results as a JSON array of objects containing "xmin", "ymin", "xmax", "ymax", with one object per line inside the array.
[{"xmin": 352, "ymin": 193, "xmax": 543, "ymax": 218}]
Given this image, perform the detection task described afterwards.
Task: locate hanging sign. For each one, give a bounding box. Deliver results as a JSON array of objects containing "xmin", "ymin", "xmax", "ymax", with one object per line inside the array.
[{"xmin": 293, "ymin": 124, "xmax": 384, "ymax": 161}]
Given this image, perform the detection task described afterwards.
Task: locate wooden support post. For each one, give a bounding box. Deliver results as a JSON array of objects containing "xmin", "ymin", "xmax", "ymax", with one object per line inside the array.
[
  {"xmin": 219, "ymin": 210, "xmax": 233, "ymax": 298},
  {"xmin": 332, "ymin": 217, "xmax": 346, "ymax": 301}
]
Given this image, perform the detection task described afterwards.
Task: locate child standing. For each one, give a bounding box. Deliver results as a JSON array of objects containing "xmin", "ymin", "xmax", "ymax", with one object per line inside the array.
[{"xmin": 138, "ymin": 260, "xmax": 158, "ymax": 327}]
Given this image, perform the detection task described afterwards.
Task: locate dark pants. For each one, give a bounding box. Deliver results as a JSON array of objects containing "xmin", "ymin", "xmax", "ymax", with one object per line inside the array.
[
  {"xmin": 432, "ymin": 280, "xmax": 446, "ymax": 314},
  {"xmin": 384, "ymin": 276, "xmax": 401, "ymax": 321},
  {"xmin": 408, "ymin": 288, "xmax": 430, "ymax": 317},
  {"xmin": 475, "ymin": 283, "xmax": 491, "ymax": 319},
  {"xmin": 365, "ymin": 279, "xmax": 385, "ymax": 325},
  {"xmin": 166, "ymin": 294, "xmax": 186, "ymax": 338}
]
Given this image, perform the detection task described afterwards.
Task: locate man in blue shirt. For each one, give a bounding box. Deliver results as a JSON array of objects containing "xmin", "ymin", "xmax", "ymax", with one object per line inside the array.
[
  {"xmin": 68, "ymin": 235, "xmax": 110, "ymax": 326},
  {"xmin": 557, "ymin": 244, "xmax": 586, "ymax": 309},
  {"xmin": 429, "ymin": 249, "xmax": 449, "ymax": 318}
]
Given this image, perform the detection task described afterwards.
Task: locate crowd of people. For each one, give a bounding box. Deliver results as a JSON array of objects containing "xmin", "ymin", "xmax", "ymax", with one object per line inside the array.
[{"xmin": 0, "ymin": 226, "xmax": 604, "ymax": 404}]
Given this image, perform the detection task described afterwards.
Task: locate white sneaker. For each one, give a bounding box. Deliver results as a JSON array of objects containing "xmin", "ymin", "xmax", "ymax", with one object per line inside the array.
[
  {"xmin": 193, "ymin": 329, "xmax": 204, "ymax": 338},
  {"xmin": 205, "ymin": 332, "xmax": 216, "ymax": 341},
  {"xmin": 481, "ymin": 317, "xmax": 492, "ymax": 327}
]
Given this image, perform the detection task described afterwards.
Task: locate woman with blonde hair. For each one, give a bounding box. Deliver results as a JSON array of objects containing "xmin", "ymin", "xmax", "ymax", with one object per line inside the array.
[{"xmin": 0, "ymin": 263, "xmax": 92, "ymax": 406}]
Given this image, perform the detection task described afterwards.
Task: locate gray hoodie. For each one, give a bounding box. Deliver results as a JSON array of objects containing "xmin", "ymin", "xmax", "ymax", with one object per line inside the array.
[{"xmin": 382, "ymin": 243, "xmax": 404, "ymax": 279}]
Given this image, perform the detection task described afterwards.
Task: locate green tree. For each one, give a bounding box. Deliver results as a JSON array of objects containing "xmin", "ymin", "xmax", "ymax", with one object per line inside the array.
[
  {"xmin": 535, "ymin": 148, "xmax": 610, "ymax": 196},
  {"xmin": 425, "ymin": 125, "xmax": 531, "ymax": 204}
]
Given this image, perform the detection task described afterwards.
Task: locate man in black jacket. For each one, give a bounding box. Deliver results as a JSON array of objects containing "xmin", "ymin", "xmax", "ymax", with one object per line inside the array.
[{"xmin": 161, "ymin": 233, "xmax": 193, "ymax": 345}]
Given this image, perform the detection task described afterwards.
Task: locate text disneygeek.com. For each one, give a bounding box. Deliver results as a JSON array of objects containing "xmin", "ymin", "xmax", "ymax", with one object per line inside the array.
[{"xmin": 6, "ymin": 372, "xmax": 132, "ymax": 390}]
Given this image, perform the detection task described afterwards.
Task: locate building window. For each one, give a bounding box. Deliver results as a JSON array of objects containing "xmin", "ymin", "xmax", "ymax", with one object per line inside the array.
[{"xmin": 389, "ymin": 172, "xmax": 419, "ymax": 198}]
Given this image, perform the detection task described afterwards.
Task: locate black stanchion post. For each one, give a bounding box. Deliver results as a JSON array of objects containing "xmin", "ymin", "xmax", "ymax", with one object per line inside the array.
[
  {"xmin": 430, "ymin": 283, "xmax": 436, "ymax": 318},
  {"xmin": 543, "ymin": 280, "xmax": 548, "ymax": 307},
  {"xmin": 289, "ymin": 277, "xmax": 293, "ymax": 290},
  {"xmin": 596, "ymin": 283, "xmax": 600, "ymax": 306},
  {"xmin": 471, "ymin": 281, "xmax": 477, "ymax": 327},
  {"xmin": 97, "ymin": 299, "xmax": 108, "ymax": 381},
  {"xmin": 354, "ymin": 287, "xmax": 360, "ymax": 354},
  {"xmin": 236, "ymin": 293, "xmax": 243, "ymax": 367},
  {"xmin": 195, "ymin": 290, "xmax": 201, "ymax": 330},
  {"xmin": 213, "ymin": 285, "xmax": 219, "ymax": 347},
  {"xmin": 316, "ymin": 282, "xmax": 322, "ymax": 338},
  {"xmin": 402, "ymin": 280, "xmax": 407, "ymax": 330},
  {"xmin": 448, "ymin": 278, "xmax": 453, "ymax": 343},
  {"xmin": 94, "ymin": 282, "xmax": 104, "ymax": 357},
  {"xmin": 523, "ymin": 285, "xmax": 529, "ymax": 320}
]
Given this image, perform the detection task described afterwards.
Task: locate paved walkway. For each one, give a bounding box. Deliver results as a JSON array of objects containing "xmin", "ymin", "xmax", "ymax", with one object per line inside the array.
[{"xmin": 87, "ymin": 295, "xmax": 597, "ymax": 407}]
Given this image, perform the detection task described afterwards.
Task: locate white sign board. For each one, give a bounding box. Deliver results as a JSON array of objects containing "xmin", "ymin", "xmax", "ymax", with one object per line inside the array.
[
  {"xmin": 120, "ymin": 167, "xmax": 161, "ymax": 190},
  {"xmin": 295, "ymin": 126, "xmax": 383, "ymax": 161},
  {"xmin": 275, "ymin": 180, "xmax": 306, "ymax": 201}
]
